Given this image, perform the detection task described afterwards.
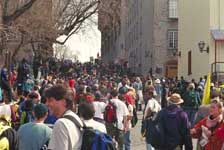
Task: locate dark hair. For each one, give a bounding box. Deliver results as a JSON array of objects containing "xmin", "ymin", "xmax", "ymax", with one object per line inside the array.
[
  {"xmin": 28, "ymin": 92, "xmax": 38, "ymax": 99},
  {"xmin": 44, "ymin": 84, "xmax": 74, "ymax": 109},
  {"xmin": 24, "ymin": 100, "xmax": 34, "ymax": 111},
  {"xmin": 23, "ymin": 91, "xmax": 30, "ymax": 97},
  {"xmin": 86, "ymin": 86, "xmax": 91, "ymax": 93},
  {"xmin": 78, "ymin": 102, "xmax": 95, "ymax": 120},
  {"xmin": 33, "ymin": 85, "xmax": 39, "ymax": 91}
]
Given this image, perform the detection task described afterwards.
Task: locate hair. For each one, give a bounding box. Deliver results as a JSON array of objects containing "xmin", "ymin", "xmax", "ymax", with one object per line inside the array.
[
  {"xmin": 34, "ymin": 105, "xmax": 48, "ymax": 120},
  {"xmin": 24, "ymin": 100, "xmax": 34, "ymax": 111},
  {"xmin": 110, "ymin": 89, "xmax": 118, "ymax": 97},
  {"xmin": 33, "ymin": 85, "xmax": 39, "ymax": 91},
  {"xmin": 78, "ymin": 102, "xmax": 95, "ymax": 120},
  {"xmin": 28, "ymin": 92, "xmax": 38, "ymax": 100},
  {"xmin": 86, "ymin": 86, "xmax": 91, "ymax": 93},
  {"xmin": 23, "ymin": 91, "xmax": 30, "ymax": 97},
  {"xmin": 44, "ymin": 84, "xmax": 74, "ymax": 109}
]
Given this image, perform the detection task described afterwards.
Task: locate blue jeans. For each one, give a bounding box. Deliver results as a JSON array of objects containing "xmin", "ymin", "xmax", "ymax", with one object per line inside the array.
[
  {"xmin": 146, "ymin": 144, "xmax": 155, "ymax": 150},
  {"xmin": 124, "ymin": 130, "xmax": 131, "ymax": 150}
]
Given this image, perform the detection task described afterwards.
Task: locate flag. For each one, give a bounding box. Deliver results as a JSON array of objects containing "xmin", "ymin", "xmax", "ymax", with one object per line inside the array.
[{"xmin": 202, "ymin": 73, "xmax": 211, "ymax": 105}]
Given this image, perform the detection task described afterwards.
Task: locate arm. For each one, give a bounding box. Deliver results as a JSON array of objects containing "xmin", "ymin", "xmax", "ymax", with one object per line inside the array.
[
  {"xmin": 10, "ymin": 105, "xmax": 16, "ymax": 122},
  {"xmin": 191, "ymin": 119, "xmax": 205, "ymax": 138}
]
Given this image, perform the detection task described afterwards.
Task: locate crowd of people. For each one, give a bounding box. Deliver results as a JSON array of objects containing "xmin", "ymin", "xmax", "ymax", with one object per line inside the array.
[{"xmin": 0, "ymin": 57, "xmax": 224, "ymax": 150}]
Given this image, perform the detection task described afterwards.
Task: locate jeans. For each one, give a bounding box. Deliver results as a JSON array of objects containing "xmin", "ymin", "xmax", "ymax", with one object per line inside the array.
[
  {"xmin": 146, "ymin": 144, "xmax": 155, "ymax": 150},
  {"xmin": 124, "ymin": 130, "xmax": 131, "ymax": 150}
]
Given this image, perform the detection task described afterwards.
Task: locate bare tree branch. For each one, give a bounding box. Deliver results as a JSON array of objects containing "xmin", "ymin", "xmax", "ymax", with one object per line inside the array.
[{"xmin": 3, "ymin": 0, "xmax": 37, "ymax": 24}]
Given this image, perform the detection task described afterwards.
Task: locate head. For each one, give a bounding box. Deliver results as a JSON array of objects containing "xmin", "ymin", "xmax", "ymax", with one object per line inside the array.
[
  {"xmin": 44, "ymin": 84, "xmax": 74, "ymax": 118},
  {"xmin": 28, "ymin": 92, "xmax": 39, "ymax": 104},
  {"xmin": 167, "ymin": 93, "xmax": 184, "ymax": 105},
  {"xmin": 78, "ymin": 102, "xmax": 95, "ymax": 120},
  {"xmin": 209, "ymin": 100, "xmax": 223, "ymax": 118},
  {"xmin": 188, "ymin": 83, "xmax": 195, "ymax": 91},
  {"xmin": 110, "ymin": 89, "xmax": 118, "ymax": 98},
  {"xmin": 145, "ymin": 90, "xmax": 154, "ymax": 100},
  {"xmin": 33, "ymin": 104, "xmax": 48, "ymax": 120}
]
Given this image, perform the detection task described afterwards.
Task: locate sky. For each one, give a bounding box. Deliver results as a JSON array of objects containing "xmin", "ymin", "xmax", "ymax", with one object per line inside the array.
[{"xmin": 64, "ymin": 22, "xmax": 101, "ymax": 63}]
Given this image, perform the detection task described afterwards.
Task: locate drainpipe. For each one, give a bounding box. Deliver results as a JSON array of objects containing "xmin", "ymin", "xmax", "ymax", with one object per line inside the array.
[{"xmin": 215, "ymin": 40, "xmax": 217, "ymax": 81}]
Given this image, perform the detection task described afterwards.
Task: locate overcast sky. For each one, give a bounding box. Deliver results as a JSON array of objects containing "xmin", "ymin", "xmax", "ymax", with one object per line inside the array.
[{"xmin": 65, "ymin": 21, "xmax": 101, "ymax": 62}]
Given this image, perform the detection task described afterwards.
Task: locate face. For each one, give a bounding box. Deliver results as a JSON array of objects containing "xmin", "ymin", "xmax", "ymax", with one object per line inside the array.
[
  {"xmin": 45, "ymin": 97, "xmax": 65, "ymax": 118},
  {"xmin": 32, "ymin": 98, "xmax": 40, "ymax": 104},
  {"xmin": 209, "ymin": 103, "xmax": 221, "ymax": 117}
]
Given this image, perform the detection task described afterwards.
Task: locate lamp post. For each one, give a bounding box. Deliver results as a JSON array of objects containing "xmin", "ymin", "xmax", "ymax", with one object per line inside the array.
[{"xmin": 198, "ymin": 41, "xmax": 209, "ymax": 53}]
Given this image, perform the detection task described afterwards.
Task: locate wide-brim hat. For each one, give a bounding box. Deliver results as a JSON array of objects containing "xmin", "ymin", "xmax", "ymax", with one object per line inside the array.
[{"xmin": 167, "ymin": 93, "xmax": 184, "ymax": 105}]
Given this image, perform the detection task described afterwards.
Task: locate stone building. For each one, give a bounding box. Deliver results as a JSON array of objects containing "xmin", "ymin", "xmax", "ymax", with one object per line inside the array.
[{"xmin": 99, "ymin": 0, "xmax": 179, "ymax": 77}]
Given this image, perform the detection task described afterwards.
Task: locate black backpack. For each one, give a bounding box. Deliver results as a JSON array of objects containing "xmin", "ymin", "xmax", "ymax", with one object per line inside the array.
[
  {"xmin": 63, "ymin": 115, "xmax": 115, "ymax": 150},
  {"xmin": 145, "ymin": 110, "xmax": 166, "ymax": 148}
]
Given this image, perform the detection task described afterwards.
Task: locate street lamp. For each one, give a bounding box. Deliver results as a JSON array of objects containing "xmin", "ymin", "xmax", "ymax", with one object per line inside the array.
[{"xmin": 198, "ymin": 41, "xmax": 209, "ymax": 53}]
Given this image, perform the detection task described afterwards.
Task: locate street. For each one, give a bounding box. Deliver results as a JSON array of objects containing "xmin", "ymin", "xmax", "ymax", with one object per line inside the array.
[{"xmin": 131, "ymin": 112, "xmax": 197, "ymax": 150}]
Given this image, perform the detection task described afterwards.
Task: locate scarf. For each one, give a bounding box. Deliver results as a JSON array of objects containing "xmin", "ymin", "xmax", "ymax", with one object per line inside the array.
[{"xmin": 206, "ymin": 114, "xmax": 223, "ymax": 128}]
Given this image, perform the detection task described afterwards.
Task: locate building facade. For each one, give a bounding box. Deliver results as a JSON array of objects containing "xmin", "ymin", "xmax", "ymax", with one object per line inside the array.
[
  {"xmin": 99, "ymin": 0, "xmax": 179, "ymax": 77},
  {"xmin": 178, "ymin": 0, "xmax": 224, "ymax": 81}
]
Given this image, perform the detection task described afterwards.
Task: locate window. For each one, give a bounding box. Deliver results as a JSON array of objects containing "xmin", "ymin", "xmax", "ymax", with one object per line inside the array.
[
  {"xmin": 168, "ymin": 30, "xmax": 178, "ymax": 49},
  {"xmin": 188, "ymin": 51, "xmax": 192, "ymax": 75},
  {"xmin": 169, "ymin": 0, "xmax": 178, "ymax": 18}
]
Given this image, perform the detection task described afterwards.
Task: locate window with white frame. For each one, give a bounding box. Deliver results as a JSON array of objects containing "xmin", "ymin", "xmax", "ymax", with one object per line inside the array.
[
  {"xmin": 168, "ymin": 30, "xmax": 178, "ymax": 49},
  {"xmin": 169, "ymin": 0, "xmax": 178, "ymax": 18}
]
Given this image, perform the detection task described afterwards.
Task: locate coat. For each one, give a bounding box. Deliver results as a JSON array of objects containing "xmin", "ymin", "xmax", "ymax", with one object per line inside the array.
[{"xmin": 191, "ymin": 117, "xmax": 224, "ymax": 150}]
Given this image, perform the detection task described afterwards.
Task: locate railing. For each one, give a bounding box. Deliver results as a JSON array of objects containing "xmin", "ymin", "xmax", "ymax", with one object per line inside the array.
[{"xmin": 211, "ymin": 62, "xmax": 224, "ymax": 81}]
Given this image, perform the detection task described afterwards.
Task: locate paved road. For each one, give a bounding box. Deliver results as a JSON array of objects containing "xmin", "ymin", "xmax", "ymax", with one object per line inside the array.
[{"xmin": 130, "ymin": 111, "xmax": 197, "ymax": 150}]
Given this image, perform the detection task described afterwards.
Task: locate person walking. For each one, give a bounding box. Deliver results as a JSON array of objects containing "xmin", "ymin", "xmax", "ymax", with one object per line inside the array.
[
  {"xmin": 45, "ymin": 84, "xmax": 83, "ymax": 150},
  {"xmin": 157, "ymin": 93, "xmax": 193, "ymax": 150}
]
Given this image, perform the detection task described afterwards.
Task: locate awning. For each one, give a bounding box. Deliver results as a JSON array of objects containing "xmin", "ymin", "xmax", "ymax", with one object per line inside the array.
[{"xmin": 211, "ymin": 29, "xmax": 224, "ymax": 42}]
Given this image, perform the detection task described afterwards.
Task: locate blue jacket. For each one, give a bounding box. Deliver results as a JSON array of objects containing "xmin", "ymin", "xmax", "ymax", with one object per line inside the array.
[{"xmin": 158, "ymin": 105, "xmax": 193, "ymax": 150}]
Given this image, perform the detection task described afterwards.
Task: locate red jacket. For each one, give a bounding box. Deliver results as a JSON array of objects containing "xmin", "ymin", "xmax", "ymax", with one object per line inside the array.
[{"xmin": 191, "ymin": 117, "xmax": 224, "ymax": 150}]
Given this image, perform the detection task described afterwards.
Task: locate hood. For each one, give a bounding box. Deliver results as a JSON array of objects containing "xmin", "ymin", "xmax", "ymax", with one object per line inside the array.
[{"xmin": 165, "ymin": 104, "xmax": 182, "ymax": 118}]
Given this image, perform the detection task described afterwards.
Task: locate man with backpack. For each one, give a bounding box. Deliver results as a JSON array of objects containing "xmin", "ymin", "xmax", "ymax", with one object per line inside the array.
[
  {"xmin": 105, "ymin": 89, "xmax": 129, "ymax": 150},
  {"xmin": 142, "ymin": 89, "xmax": 161, "ymax": 150},
  {"xmin": 45, "ymin": 84, "xmax": 83, "ymax": 150},
  {"xmin": 150, "ymin": 93, "xmax": 192, "ymax": 150},
  {"xmin": 182, "ymin": 83, "xmax": 201, "ymax": 127}
]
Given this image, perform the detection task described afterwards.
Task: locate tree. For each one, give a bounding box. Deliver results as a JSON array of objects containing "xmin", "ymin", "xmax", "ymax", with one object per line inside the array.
[{"xmin": 0, "ymin": 0, "xmax": 122, "ymax": 61}]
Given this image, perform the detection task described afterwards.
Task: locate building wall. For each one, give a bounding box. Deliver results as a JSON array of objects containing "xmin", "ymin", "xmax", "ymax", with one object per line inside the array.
[
  {"xmin": 152, "ymin": 0, "xmax": 178, "ymax": 77},
  {"xmin": 178, "ymin": 0, "xmax": 223, "ymax": 81}
]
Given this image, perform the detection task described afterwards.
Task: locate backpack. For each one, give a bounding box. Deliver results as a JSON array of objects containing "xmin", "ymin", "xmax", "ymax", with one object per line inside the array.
[
  {"xmin": 0, "ymin": 125, "xmax": 10, "ymax": 150},
  {"xmin": 63, "ymin": 115, "xmax": 115, "ymax": 150},
  {"xmin": 125, "ymin": 102, "xmax": 138, "ymax": 128},
  {"xmin": 104, "ymin": 100, "xmax": 117, "ymax": 124},
  {"xmin": 145, "ymin": 110, "xmax": 166, "ymax": 148},
  {"xmin": 20, "ymin": 111, "xmax": 33, "ymax": 125},
  {"xmin": 0, "ymin": 115, "xmax": 12, "ymax": 150}
]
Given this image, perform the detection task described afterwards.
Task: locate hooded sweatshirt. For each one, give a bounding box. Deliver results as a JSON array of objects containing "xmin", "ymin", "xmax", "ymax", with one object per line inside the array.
[{"xmin": 158, "ymin": 104, "xmax": 193, "ymax": 150}]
